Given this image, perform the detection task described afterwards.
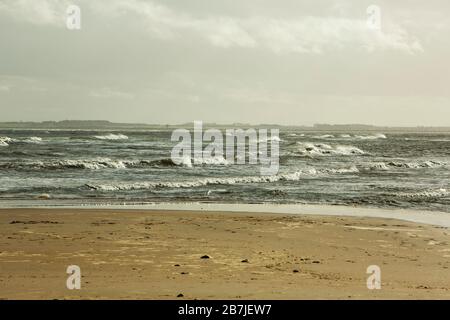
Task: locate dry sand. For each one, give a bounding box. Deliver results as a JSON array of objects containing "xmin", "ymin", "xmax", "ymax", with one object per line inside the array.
[{"xmin": 0, "ymin": 208, "xmax": 449, "ymax": 299}]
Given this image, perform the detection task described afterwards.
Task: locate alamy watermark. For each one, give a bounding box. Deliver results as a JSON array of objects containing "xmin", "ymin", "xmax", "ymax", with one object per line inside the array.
[
  {"xmin": 66, "ymin": 5, "xmax": 81, "ymax": 30},
  {"xmin": 366, "ymin": 265, "xmax": 381, "ymax": 290},
  {"xmin": 366, "ymin": 5, "xmax": 381, "ymax": 31},
  {"xmin": 171, "ymin": 121, "xmax": 280, "ymax": 175},
  {"xmin": 66, "ymin": 265, "xmax": 81, "ymax": 290}
]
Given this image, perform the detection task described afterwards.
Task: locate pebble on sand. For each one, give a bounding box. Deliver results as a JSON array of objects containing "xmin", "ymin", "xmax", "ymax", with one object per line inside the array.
[{"xmin": 200, "ymin": 255, "xmax": 210, "ymax": 259}]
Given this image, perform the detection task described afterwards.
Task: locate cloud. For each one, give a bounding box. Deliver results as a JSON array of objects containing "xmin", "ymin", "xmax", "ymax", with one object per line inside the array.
[
  {"xmin": 99, "ymin": 0, "xmax": 423, "ymax": 54},
  {"xmin": 0, "ymin": 84, "xmax": 11, "ymax": 92},
  {"xmin": 0, "ymin": 0, "xmax": 423, "ymax": 54},
  {"xmin": 90, "ymin": 87, "xmax": 134, "ymax": 99},
  {"xmin": 0, "ymin": 0, "xmax": 71, "ymax": 26}
]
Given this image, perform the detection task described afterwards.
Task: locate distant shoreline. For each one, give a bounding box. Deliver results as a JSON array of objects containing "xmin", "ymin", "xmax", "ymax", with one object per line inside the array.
[{"xmin": 1, "ymin": 120, "xmax": 450, "ymax": 132}]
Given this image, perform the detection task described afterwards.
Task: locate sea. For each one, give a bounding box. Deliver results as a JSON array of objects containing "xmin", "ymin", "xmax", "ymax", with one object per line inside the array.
[{"xmin": 0, "ymin": 128, "xmax": 449, "ymax": 212}]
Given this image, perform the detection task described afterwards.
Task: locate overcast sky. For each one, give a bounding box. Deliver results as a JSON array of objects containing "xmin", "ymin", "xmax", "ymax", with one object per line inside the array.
[{"xmin": 0, "ymin": 0, "xmax": 449, "ymax": 126}]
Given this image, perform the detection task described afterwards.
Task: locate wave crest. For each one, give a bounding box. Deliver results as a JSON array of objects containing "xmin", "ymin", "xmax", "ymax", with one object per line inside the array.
[
  {"xmin": 0, "ymin": 136, "xmax": 12, "ymax": 147},
  {"xmin": 85, "ymin": 166, "xmax": 359, "ymax": 191},
  {"xmin": 94, "ymin": 133, "xmax": 128, "ymax": 140},
  {"xmin": 363, "ymin": 160, "xmax": 447, "ymax": 171},
  {"xmin": 395, "ymin": 188, "xmax": 449, "ymax": 199},
  {"xmin": 297, "ymin": 142, "xmax": 365, "ymax": 156}
]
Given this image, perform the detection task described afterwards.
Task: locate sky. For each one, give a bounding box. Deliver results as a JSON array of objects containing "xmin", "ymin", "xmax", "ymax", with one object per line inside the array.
[{"xmin": 0, "ymin": 0, "xmax": 449, "ymax": 126}]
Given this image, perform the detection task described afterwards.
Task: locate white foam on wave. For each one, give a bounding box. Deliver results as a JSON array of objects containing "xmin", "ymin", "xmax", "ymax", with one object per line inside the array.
[
  {"xmin": 258, "ymin": 136, "xmax": 282, "ymax": 143},
  {"xmin": 2, "ymin": 156, "xmax": 233, "ymax": 170},
  {"xmin": 172, "ymin": 155, "xmax": 229, "ymax": 167},
  {"xmin": 395, "ymin": 188, "xmax": 449, "ymax": 199},
  {"xmin": 313, "ymin": 134, "xmax": 334, "ymax": 139},
  {"xmin": 312, "ymin": 133, "xmax": 386, "ymax": 140},
  {"xmin": 354, "ymin": 133, "xmax": 387, "ymax": 140},
  {"xmin": 388, "ymin": 160, "xmax": 447, "ymax": 169},
  {"xmin": 39, "ymin": 158, "xmax": 128, "ymax": 170},
  {"xmin": 94, "ymin": 133, "xmax": 128, "ymax": 140},
  {"xmin": 364, "ymin": 160, "xmax": 447, "ymax": 171},
  {"xmin": 85, "ymin": 165, "xmax": 358, "ymax": 191},
  {"xmin": 24, "ymin": 136, "xmax": 43, "ymax": 143},
  {"xmin": 322, "ymin": 165, "xmax": 359, "ymax": 174},
  {"xmin": 0, "ymin": 137, "xmax": 13, "ymax": 147},
  {"xmin": 364, "ymin": 162, "xmax": 391, "ymax": 171},
  {"xmin": 297, "ymin": 142, "xmax": 365, "ymax": 156},
  {"xmin": 0, "ymin": 136, "xmax": 12, "ymax": 147}
]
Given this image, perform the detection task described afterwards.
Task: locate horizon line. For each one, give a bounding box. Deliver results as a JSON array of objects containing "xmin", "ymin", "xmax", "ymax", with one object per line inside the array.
[{"xmin": 1, "ymin": 120, "xmax": 450, "ymax": 129}]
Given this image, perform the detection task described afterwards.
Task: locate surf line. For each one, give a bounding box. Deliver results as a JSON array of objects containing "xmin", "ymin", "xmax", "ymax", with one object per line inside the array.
[{"xmin": 171, "ymin": 121, "xmax": 280, "ymax": 175}]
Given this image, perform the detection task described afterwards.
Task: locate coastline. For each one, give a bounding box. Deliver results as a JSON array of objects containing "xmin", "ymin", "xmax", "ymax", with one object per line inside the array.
[{"xmin": 0, "ymin": 207, "xmax": 449, "ymax": 299}]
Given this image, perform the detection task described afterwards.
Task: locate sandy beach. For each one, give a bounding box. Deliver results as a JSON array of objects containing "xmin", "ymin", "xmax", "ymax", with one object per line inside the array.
[{"xmin": 0, "ymin": 208, "xmax": 449, "ymax": 299}]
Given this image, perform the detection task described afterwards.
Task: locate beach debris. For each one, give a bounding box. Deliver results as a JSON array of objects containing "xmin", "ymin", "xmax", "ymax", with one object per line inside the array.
[
  {"xmin": 416, "ymin": 285, "xmax": 430, "ymax": 289},
  {"xmin": 177, "ymin": 293, "xmax": 184, "ymax": 298},
  {"xmin": 10, "ymin": 220, "xmax": 60, "ymax": 225},
  {"xmin": 312, "ymin": 260, "xmax": 321, "ymax": 264},
  {"xmin": 174, "ymin": 264, "xmax": 180, "ymax": 267},
  {"xmin": 200, "ymin": 255, "xmax": 210, "ymax": 259},
  {"xmin": 241, "ymin": 259, "xmax": 249, "ymax": 263},
  {"xmin": 181, "ymin": 272, "xmax": 189, "ymax": 275},
  {"xmin": 37, "ymin": 194, "xmax": 51, "ymax": 200},
  {"xmin": 293, "ymin": 269, "xmax": 300, "ymax": 273}
]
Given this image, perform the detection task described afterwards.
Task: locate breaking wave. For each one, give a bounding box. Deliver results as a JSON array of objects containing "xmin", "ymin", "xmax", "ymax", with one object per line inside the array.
[
  {"xmin": 1, "ymin": 158, "xmax": 130, "ymax": 170},
  {"xmin": 363, "ymin": 160, "xmax": 447, "ymax": 171},
  {"xmin": 297, "ymin": 142, "xmax": 365, "ymax": 156},
  {"xmin": 0, "ymin": 136, "xmax": 12, "ymax": 147},
  {"xmin": 313, "ymin": 134, "xmax": 335, "ymax": 139},
  {"xmin": 170, "ymin": 156, "xmax": 229, "ymax": 167},
  {"xmin": 364, "ymin": 162, "xmax": 391, "ymax": 171},
  {"xmin": 387, "ymin": 160, "xmax": 447, "ymax": 169},
  {"xmin": 24, "ymin": 136, "xmax": 43, "ymax": 143},
  {"xmin": 312, "ymin": 133, "xmax": 386, "ymax": 140},
  {"xmin": 0, "ymin": 156, "xmax": 232, "ymax": 170},
  {"xmin": 354, "ymin": 133, "xmax": 387, "ymax": 140},
  {"xmin": 94, "ymin": 133, "xmax": 128, "ymax": 140},
  {"xmin": 85, "ymin": 166, "xmax": 359, "ymax": 191},
  {"xmin": 395, "ymin": 188, "xmax": 449, "ymax": 199}
]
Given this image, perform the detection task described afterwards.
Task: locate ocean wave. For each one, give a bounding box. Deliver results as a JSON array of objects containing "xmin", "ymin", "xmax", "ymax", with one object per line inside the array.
[
  {"xmin": 0, "ymin": 136, "xmax": 12, "ymax": 147},
  {"xmin": 387, "ymin": 160, "xmax": 447, "ymax": 169},
  {"xmin": 94, "ymin": 133, "xmax": 128, "ymax": 140},
  {"xmin": 364, "ymin": 162, "xmax": 391, "ymax": 171},
  {"xmin": 0, "ymin": 158, "xmax": 132, "ymax": 170},
  {"xmin": 312, "ymin": 133, "xmax": 386, "ymax": 140},
  {"xmin": 363, "ymin": 160, "xmax": 447, "ymax": 171},
  {"xmin": 395, "ymin": 188, "xmax": 449, "ymax": 199},
  {"xmin": 296, "ymin": 142, "xmax": 365, "ymax": 156},
  {"xmin": 24, "ymin": 136, "xmax": 43, "ymax": 143},
  {"xmin": 85, "ymin": 166, "xmax": 358, "ymax": 191},
  {"xmin": 322, "ymin": 166, "xmax": 359, "ymax": 174},
  {"xmin": 0, "ymin": 156, "xmax": 232, "ymax": 170},
  {"xmin": 171, "ymin": 156, "xmax": 229, "ymax": 167},
  {"xmin": 354, "ymin": 133, "xmax": 387, "ymax": 140},
  {"xmin": 313, "ymin": 134, "xmax": 334, "ymax": 139},
  {"xmin": 257, "ymin": 136, "xmax": 282, "ymax": 143}
]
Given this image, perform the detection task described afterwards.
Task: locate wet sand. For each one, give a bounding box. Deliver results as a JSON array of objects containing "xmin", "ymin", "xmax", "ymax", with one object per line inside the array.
[{"xmin": 0, "ymin": 208, "xmax": 449, "ymax": 299}]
